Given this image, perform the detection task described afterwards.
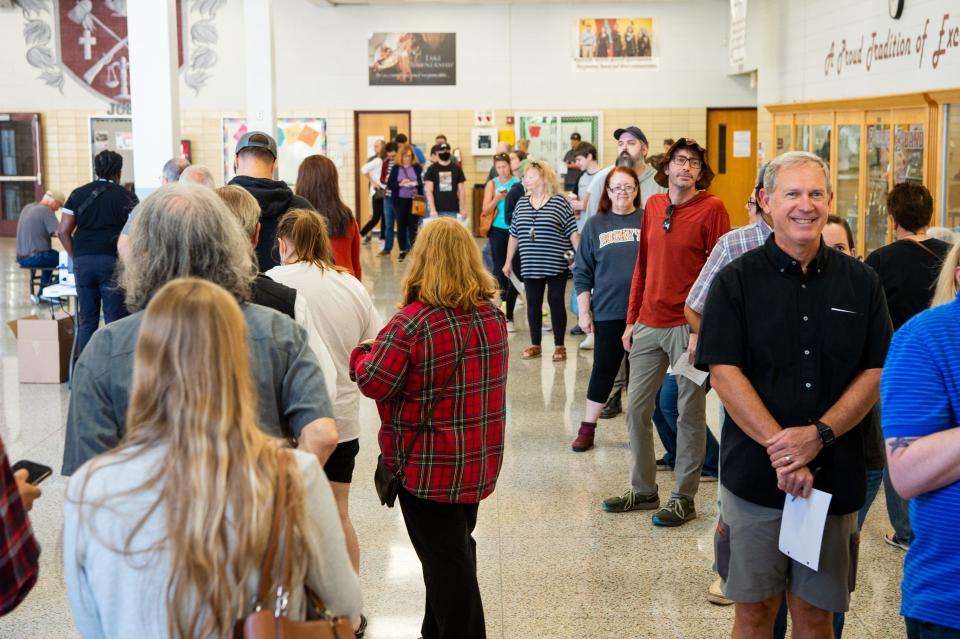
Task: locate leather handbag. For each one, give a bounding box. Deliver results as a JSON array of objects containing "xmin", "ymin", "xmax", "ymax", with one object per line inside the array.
[
  {"xmin": 236, "ymin": 450, "xmax": 354, "ymax": 639},
  {"xmin": 478, "ymin": 209, "xmax": 495, "ymax": 238},
  {"xmin": 411, "ymin": 195, "xmax": 427, "ymax": 217},
  {"xmin": 374, "ymin": 312, "xmax": 478, "ymax": 507}
]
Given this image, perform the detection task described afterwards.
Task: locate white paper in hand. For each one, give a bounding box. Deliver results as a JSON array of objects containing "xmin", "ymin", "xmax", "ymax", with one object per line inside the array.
[
  {"xmin": 671, "ymin": 352, "xmax": 709, "ymax": 387},
  {"xmin": 778, "ymin": 489, "xmax": 832, "ymax": 572}
]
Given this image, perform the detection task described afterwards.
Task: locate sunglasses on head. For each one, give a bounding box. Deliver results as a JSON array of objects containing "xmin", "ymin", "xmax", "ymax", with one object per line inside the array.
[{"xmin": 494, "ymin": 153, "xmax": 510, "ymax": 162}]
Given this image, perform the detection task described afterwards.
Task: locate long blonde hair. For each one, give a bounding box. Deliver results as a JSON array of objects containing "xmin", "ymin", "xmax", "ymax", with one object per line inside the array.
[
  {"xmin": 524, "ymin": 159, "xmax": 563, "ymax": 197},
  {"xmin": 931, "ymin": 241, "xmax": 960, "ymax": 307},
  {"xmin": 77, "ymin": 278, "xmax": 310, "ymax": 639},
  {"xmin": 401, "ymin": 217, "xmax": 498, "ymax": 310}
]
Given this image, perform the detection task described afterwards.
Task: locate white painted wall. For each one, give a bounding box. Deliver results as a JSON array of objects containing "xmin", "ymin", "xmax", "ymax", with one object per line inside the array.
[
  {"xmin": 0, "ymin": 0, "xmax": 755, "ymax": 112},
  {"xmin": 756, "ymin": 0, "xmax": 960, "ymax": 105}
]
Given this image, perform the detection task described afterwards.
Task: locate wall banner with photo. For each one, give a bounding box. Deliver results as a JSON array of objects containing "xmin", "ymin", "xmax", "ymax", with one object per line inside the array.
[
  {"xmin": 368, "ymin": 33, "xmax": 456, "ymax": 85},
  {"xmin": 575, "ymin": 19, "xmax": 658, "ymax": 69},
  {"xmin": 222, "ymin": 117, "xmax": 327, "ymax": 185}
]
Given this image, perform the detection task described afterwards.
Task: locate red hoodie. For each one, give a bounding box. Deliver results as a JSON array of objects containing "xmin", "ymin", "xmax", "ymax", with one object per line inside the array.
[{"xmin": 626, "ymin": 191, "xmax": 730, "ymax": 328}]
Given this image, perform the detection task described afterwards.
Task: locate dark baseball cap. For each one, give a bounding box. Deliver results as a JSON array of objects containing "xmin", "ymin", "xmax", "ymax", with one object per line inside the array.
[
  {"xmin": 613, "ymin": 126, "xmax": 649, "ymax": 146},
  {"xmin": 235, "ymin": 131, "xmax": 277, "ymax": 158},
  {"xmin": 437, "ymin": 142, "xmax": 451, "ymax": 152}
]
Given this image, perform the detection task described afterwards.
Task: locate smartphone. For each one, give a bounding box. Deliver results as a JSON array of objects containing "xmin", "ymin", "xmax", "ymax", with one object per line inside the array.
[
  {"xmin": 497, "ymin": 188, "xmax": 507, "ymax": 194},
  {"xmin": 11, "ymin": 460, "xmax": 52, "ymax": 486}
]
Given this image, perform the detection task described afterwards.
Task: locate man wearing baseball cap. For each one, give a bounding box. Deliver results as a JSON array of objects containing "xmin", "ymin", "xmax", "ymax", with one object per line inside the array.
[
  {"xmin": 16, "ymin": 190, "xmax": 66, "ymax": 292},
  {"xmin": 602, "ymin": 138, "xmax": 729, "ymax": 527},
  {"xmin": 423, "ymin": 142, "xmax": 467, "ymax": 221},
  {"xmin": 228, "ymin": 131, "xmax": 313, "ymax": 271},
  {"xmin": 582, "ymin": 126, "xmax": 664, "ymax": 222}
]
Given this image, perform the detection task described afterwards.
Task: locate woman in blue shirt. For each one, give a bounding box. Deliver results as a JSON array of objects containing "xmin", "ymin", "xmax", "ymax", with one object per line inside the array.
[{"xmin": 483, "ymin": 153, "xmax": 521, "ymax": 330}]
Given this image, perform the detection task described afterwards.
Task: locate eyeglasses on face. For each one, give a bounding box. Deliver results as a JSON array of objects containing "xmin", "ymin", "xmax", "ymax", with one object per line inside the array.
[
  {"xmin": 607, "ymin": 185, "xmax": 638, "ymax": 194},
  {"xmin": 671, "ymin": 155, "xmax": 703, "ymax": 169},
  {"xmin": 746, "ymin": 198, "xmax": 757, "ymax": 209},
  {"xmin": 662, "ymin": 204, "xmax": 676, "ymax": 232}
]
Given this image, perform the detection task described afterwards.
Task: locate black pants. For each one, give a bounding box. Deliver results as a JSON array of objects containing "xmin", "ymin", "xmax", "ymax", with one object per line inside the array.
[
  {"xmin": 525, "ymin": 273, "xmax": 567, "ymax": 346},
  {"xmin": 360, "ymin": 195, "xmax": 384, "ymax": 237},
  {"xmin": 587, "ymin": 318, "xmax": 629, "ymax": 403},
  {"xmin": 398, "ymin": 487, "xmax": 485, "ymax": 639},
  {"xmin": 394, "ymin": 197, "xmax": 413, "ymax": 252},
  {"xmin": 487, "ymin": 227, "xmax": 521, "ymax": 321}
]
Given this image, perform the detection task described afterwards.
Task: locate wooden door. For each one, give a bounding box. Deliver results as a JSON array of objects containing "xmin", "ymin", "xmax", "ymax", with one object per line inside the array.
[
  {"xmin": 353, "ymin": 111, "xmax": 410, "ymax": 228},
  {"xmin": 706, "ymin": 108, "xmax": 757, "ymax": 228}
]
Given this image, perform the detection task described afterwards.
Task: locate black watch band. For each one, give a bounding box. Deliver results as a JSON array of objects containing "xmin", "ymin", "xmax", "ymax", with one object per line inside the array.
[{"xmin": 815, "ymin": 420, "xmax": 836, "ymax": 447}]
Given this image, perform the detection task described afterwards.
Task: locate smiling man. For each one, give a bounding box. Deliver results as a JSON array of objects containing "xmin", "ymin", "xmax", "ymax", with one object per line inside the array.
[
  {"xmin": 695, "ymin": 151, "xmax": 893, "ymax": 638},
  {"xmin": 601, "ymin": 138, "xmax": 729, "ymax": 525}
]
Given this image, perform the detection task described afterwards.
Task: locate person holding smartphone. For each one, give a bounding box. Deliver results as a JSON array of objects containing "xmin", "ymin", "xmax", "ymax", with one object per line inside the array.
[
  {"xmin": 0, "ymin": 435, "xmax": 41, "ymax": 616},
  {"xmin": 483, "ymin": 153, "xmax": 521, "ymax": 331}
]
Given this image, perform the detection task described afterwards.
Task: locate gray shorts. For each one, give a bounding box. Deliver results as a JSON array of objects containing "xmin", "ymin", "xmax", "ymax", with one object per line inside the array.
[{"xmin": 717, "ymin": 486, "xmax": 858, "ymax": 613}]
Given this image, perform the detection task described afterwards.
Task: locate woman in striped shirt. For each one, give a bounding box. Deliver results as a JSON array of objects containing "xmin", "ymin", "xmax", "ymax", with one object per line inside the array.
[{"xmin": 503, "ymin": 160, "xmax": 579, "ymax": 360}]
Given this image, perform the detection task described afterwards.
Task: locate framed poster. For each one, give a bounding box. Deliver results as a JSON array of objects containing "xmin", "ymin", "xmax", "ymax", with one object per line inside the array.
[
  {"xmin": 471, "ymin": 128, "xmax": 498, "ymax": 156},
  {"xmin": 89, "ymin": 116, "xmax": 133, "ymax": 185},
  {"xmin": 368, "ymin": 33, "xmax": 456, "ymax": 85},
  {"xmin": 575, "ymin": 18, "xmax": 658, "ymax": 69},
  {"xmin": 222, "ymin": 117, "xmax": 327, "ymax": 185}
]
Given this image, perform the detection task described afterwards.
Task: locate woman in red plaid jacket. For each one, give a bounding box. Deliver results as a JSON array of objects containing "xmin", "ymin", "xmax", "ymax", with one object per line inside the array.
[{"xmin": 351, "ymin": 217, "xmax": 509, "ymax": 639}]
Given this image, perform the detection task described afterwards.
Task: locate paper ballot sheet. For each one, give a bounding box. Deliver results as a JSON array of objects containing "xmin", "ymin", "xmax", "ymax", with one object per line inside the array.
[
  {"xmin": 669, "ymin": 352, "xmax": 709, "ymax": 387},
  {"xmin": 779, "ymin": 489, "xmax": 832, "ymax": 572}
]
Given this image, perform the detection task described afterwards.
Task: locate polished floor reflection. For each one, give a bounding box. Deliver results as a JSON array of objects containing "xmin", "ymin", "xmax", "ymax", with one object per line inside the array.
[{"xmin": 0, "ymin": 237, "xmax": 905, "ymax": 638}]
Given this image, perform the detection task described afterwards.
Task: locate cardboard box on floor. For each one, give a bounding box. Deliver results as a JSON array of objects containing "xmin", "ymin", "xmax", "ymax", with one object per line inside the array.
[{"xmin": 6, "ymin": 312, "xmax": 75, "ymax": 383}]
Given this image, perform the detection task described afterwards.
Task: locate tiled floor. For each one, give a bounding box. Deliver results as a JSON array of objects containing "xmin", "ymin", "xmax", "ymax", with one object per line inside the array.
[{"xmin": 0, "ymin": 236, "xmax": 906, "ymax": 638}]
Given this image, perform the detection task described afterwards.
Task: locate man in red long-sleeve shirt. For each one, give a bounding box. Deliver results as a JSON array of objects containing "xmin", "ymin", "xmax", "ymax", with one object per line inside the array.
[{"xmin": 601, "ymin": 138, "xmax": 730, "ymax": 526}]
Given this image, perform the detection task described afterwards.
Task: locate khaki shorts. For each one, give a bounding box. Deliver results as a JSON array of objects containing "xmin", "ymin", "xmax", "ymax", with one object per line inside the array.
[{"xmin": 717, "ymin": 486, "xmax": 859, "ymax": 613}]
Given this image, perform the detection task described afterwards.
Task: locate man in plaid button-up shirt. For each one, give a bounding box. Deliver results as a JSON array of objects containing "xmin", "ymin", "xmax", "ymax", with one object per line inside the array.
[{"xmin": 0, "ymin": 436, "xmax": 41, "ymax": 616}]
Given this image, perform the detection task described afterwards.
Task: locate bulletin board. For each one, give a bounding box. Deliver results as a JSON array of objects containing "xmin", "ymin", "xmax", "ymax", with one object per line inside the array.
[
  {"xmin": 222, "ymin": 117, "xmax": 328, "ymax": 185},
  {"xmin": 89, "ymin": 116, "xmax": 134, "ymax": 185},
  {"xmin": 516, "ymin": 112, "xmax": 602, "ymax": 175}
]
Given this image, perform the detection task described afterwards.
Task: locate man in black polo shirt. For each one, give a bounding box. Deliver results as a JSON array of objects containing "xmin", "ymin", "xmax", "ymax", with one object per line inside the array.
[
  {"xmin": 57, "ymin": 150, "xmax": 138, "ymax": 353},
  {"xmin": 696, "ymin": 151, "xmax": 892, "ymax": 637}
]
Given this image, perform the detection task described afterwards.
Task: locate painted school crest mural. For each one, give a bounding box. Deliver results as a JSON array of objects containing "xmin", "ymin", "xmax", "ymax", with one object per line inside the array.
[{"xmin": 15, "ymin": 0, "xmax": 224, "ymax": 103}]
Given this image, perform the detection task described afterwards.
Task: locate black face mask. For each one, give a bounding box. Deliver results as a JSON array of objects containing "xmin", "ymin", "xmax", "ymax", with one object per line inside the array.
[{"xmin": 438, "ymin": 152, "xmax": 451, "ymax": 161}]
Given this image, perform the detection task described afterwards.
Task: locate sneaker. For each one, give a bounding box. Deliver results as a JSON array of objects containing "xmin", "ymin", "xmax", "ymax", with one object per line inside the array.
[
  {"xmin": 652, "ymin": 496, "xmax": 697, "ymax": 527},
  {"xmin": 884, "ymin": 533, "xmax": 910, "ymax": 551},
  {"xmin": 579, "ymin": 333, "xmax": 595, "ymax": 350},
  {"xmin": 599, "ymin": 392, "xmax": 622, "ymax": 419},
  {"xmin": 701, "ymin": 473, "xmax": 718, "ymax": 482},
  {"xmin": 362, "ymin": 234, "xmax": 372, "ymax": 245},
  {"xmin": 602, "ymin": 489, "xmax": 660, "ymax": 513},
  {"xmin": 376, "ymin": 250, "xmax": 390, "ymax": 257},
  {"xmin": 707, "ymin": 578, "xmax": 734, "ymax": 606},
  {"xmin": 398, "ymin": 251, "xmax": 408, "ymax": 262},
  {"xmin": 571, "ymin": 422, "xmax": 596, "ymax": 452},
  {"xmin": 506, "ymin": 320, "xmax": 516, "ymax": 333},
  {"xmin": 570, "ymin": 325, "xmax": 585, "ymax": 336},
  {"xmin": 656, "ymin": 457, "xmax": 675, "ymax": 471}
]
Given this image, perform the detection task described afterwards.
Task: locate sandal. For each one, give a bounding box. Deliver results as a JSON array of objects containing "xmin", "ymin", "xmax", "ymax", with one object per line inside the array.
[
  {"xmin": 552, "ymin": 346, "xmax": 567, "ymax": 361},
  {"xmin": 521, "ymin": 345, "xmax": 542, "ymax": 359}
]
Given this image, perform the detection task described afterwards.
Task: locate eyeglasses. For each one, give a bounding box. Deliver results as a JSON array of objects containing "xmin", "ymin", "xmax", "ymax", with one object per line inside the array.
[
  {"xmin": 607, "ymin": 185, "xmax": 638, "ymax": 194},
  {"xmin": 671, "ymin": 156, "xmax": 703, "ymax": 169},
  {"xmin": 746, "ymin": 198, "xmax": 757, "ymax": 210},
  {"xmin": 662, "ymin": 204, "xmax": 676, "ymax": 232}
]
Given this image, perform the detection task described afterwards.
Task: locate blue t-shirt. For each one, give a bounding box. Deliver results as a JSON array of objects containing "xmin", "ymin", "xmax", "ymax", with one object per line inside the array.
[
  {"xmin": 491, "ymin": 176, "xmax": 519, "ymax": 229},
  {"xmin": 881, "ymin": 293, "xmax": 960, "ymax": 630}
]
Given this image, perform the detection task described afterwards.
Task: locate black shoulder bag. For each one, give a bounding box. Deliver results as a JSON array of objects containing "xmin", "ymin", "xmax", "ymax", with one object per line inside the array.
[{"xmin": 374, "ymin": 311, "xmax": 478, "ymax": 507}]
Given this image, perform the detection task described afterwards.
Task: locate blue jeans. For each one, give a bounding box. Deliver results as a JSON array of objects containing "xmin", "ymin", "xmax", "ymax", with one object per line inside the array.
[
  {"xmin": 382, "ymin": 198, "xmax": 396, "ymax": 251},
  {"xmin": 654, "ymin": 374, "xmax": 719, "ymax": 476},
  {"xmin": 906, "ymin": 618, "xmax": 960, "ymax": 638},
  {"xmin": 884, "ymin": 466, "xmax": 913, "ymax": 543},
  {"xmin": 74, "ymin": 254, "xmax": 128, "ymax": 354},
  {"xmin": 17, "ymin": 250, "xmax": 60, "ymax": 288}
]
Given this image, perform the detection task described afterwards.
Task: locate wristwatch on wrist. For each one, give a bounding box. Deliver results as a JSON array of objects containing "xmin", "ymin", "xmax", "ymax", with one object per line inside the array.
[{"xmin": 815, "ymin": 420, "xmax": 836, "ymax": 447}]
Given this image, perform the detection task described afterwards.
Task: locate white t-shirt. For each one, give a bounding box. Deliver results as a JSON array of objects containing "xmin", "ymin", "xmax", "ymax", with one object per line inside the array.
[
  {"xmin": 360, "ymin": 157, "xmax": 384, "ymax": 196},
  {"xmin": 266, "ymin": 262, "xmax": 383, "ymax": 442},
  {"xmin": 293, "ymin": 292, "xmax": 338, "ymax": 406}
]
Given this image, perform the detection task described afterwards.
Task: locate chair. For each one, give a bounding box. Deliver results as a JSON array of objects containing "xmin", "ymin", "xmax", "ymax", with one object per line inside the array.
[{"xmin": 23, "ymin": 267, "xmax": 42, "ymax": 305}]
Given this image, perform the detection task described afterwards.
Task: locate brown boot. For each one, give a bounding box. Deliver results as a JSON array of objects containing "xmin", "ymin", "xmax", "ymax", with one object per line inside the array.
[{"xmin": 571, "ymin": 421, "xmax": 596, "ymax": 452}]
